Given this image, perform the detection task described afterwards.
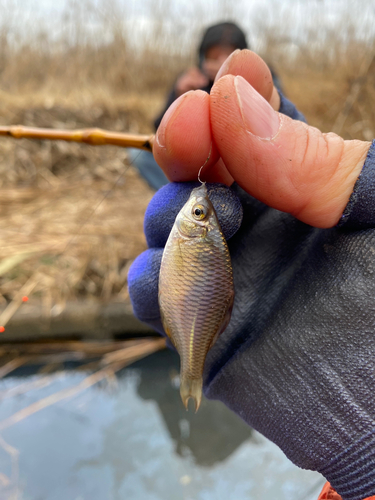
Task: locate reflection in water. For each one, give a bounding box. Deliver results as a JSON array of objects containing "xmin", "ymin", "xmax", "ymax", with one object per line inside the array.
[
  {"xmin": 135, "ymin": 349, "xmax": 253, "ymax": 466},
  {"xmin": 0, "ymin": 349, "xmax": 325, "ymax": 500}
]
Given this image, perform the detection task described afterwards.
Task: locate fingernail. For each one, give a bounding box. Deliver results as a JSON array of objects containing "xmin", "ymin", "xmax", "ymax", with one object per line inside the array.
[
  {"xmin": 155, "ymin": 96, "xmax": 183, "ymax": 147},
  {"xmin": 215, "ymin": 49, "xmax": 240, "ymax": 82},
  {"xmin": 235, "ymin": 75, "xmax": 280, "ymax": 139}
]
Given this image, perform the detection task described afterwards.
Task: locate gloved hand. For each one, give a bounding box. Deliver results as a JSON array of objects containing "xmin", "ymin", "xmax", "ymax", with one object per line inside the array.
[{"xmin": 128, "ymin": 50, "xmax": 375, "ymax": 500}]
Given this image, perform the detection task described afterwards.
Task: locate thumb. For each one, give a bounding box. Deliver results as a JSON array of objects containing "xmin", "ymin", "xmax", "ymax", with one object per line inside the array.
[{"xmin": 210, "ymin": 75, "xmax": 371, "ymax": 228}]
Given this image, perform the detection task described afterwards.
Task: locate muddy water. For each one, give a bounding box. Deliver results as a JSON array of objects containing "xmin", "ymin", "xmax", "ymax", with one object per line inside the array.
[{"xmin": 0, "ymin": 349, "xmax": 324, "ymax": 500}]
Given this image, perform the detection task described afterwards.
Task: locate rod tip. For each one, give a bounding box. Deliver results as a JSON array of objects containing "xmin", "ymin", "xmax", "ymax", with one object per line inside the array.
[{"xmin": 180, "ymin": 377, "xmax": 203, "ymax": 412}]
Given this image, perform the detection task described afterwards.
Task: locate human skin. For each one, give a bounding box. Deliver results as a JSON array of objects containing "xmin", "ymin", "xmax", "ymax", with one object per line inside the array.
[
  {"xmin": 174, "ymin": 45, "xmax": 236, "ymax": 97},
  {"xmin": 174, "ymin": 67, "xmax": 209, "ymax": 97},
  {"xmin": 153, "ymin": 49, "xmax": 370, "ymax": 228}
]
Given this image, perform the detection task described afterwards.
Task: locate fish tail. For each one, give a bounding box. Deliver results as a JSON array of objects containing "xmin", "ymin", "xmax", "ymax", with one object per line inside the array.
[{"xmin": 180, "ymin": 376, "xmax": 203, "ymax": 412}]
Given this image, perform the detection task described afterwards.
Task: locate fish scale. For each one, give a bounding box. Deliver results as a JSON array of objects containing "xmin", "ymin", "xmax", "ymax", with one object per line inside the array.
[{"xmin": 159, "ymin": 183, "xmax": 234, "ymax": 411}]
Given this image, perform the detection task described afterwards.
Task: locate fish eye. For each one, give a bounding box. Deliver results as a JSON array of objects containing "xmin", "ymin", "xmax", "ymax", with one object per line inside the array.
[{"xmin": 192, "ymin": 204, "xmax": 206, "ymax": 220}]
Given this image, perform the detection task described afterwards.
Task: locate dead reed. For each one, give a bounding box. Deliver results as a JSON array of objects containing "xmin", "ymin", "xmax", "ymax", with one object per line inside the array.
[
  {"xmin": 0, "ymin": 337, "xmax": 166, "ymax": 431},
  {"xmin": 0, "ymin": 0, "xmax": 375, "ymax": 321}
]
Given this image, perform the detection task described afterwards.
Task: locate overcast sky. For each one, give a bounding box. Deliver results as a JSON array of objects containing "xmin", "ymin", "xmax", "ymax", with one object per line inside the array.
[{"xmin": 3, "ymin": 0, "xmax": 375, "ymax": 52}]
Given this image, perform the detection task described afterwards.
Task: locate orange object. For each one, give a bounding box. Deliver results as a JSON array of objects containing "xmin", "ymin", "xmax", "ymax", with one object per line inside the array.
[
  {"xmin": 22, "ymin": 296, "xmax": 29, "ymax": 302},
  {"xmin": 318, "ymin": 482, "xmax": 375, "ymax": 500},
  {"xmin": 0, "ymin": 125, "xmax": 154, "ymax": 152},
  {"xmin": 0, "ymin": 326, "xmax": 4, "ymax": 333}
]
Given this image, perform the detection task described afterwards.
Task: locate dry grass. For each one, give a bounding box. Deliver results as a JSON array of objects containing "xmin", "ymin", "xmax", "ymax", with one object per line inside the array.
[
  {"xmin": 0, "ymin": 0, "xmax": 375, "ymax": 322},
  {"xmin": 0, "ymin": 140, "xmax": 154, "ymax": 308},
  {"xmin": 0, "ymin": 98, "xmax": 159, "ymax": 327}
]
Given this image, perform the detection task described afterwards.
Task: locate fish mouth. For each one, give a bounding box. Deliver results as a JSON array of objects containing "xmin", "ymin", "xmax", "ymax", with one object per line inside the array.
[
  {"xmin": 180, "ymin": 376, "xmax": 203, "ymax": 412},
  {"xmin": 191, "ymin": 184, "xmax": 208, "ymax": 198}
]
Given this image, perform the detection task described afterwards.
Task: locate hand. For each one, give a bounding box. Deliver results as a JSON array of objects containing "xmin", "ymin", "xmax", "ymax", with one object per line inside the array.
[
  {"xmin": 155, "ymin": 49, "xmax": 370, "ymax": 228},
  {"xmin": 129, "ymin": 49, "xmax": 375, "ymax": 500},
  {"xmin": 174, "ymin": 67, "xmax": 209, "ymax": 97}
]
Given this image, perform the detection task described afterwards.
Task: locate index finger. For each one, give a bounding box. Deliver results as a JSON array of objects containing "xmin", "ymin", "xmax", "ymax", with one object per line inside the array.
[
  {"xmin": 153, "ymin": 49, "xmax": 279, "ymax": 185},
  {"xmin": 153, "ymin": 90, "xmax": 231, "ymax": 183}
]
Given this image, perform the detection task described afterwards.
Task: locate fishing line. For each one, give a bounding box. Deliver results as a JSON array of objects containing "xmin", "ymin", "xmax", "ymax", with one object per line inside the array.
[
  {"xmin": 197, "ymin": 143, "xmax": 212, "ymax": 185},
  {"xmin": 60, "ymin": 150, "xmax": 141, "ymax": 256}
]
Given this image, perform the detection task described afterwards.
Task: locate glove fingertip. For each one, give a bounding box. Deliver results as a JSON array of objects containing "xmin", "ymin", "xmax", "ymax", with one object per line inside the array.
[
  {"xmin": 128, "ymin": 248, "xmax": 163, "ymax": 323},
  {"xmin": 145, "ymin": 182, "xmax": 198, "ymax": 248},
  {"xmin": 145, "ymin": 182, "xmax": 243, "ymax": 246},
  {"xmin": 207, "ymin": 184, "xmax": 243, "ymax": 240}
]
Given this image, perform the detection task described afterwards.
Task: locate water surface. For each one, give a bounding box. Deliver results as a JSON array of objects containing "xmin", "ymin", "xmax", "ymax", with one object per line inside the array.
[{"xmin": 0, "ymin": 349, "xmax": 325, "ymax": 500}]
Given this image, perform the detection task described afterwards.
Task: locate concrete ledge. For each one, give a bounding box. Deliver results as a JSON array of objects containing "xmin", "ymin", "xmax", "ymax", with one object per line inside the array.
[{"xmin": 0, "ymin": 300, "xmax": 155, "ymax": 342}]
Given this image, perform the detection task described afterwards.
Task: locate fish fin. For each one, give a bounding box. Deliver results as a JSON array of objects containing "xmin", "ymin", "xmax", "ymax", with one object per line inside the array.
[
  {"xmin": 209, "ymin": 291, "xmax": 235, "ymax": 349},
  {"xmin": 180, "ymin": 377, "xmax": 203, "ymax": 412},
  {"xmin": 159, "ymin": 306, "xmax": 176, "ymax": 347}
]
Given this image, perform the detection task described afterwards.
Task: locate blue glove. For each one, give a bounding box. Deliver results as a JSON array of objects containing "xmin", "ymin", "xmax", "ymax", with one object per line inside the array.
[
  {"xmin": 128, "ymin": 95, "xmax": 375, "ymax": 499},
  {"xmin": 128, "ymin": 177, "xmax": 375, "ymax": 500}
]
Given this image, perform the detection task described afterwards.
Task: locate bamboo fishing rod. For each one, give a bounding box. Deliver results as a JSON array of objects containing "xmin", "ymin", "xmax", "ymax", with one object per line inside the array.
[{"xmin": 0, "ymin": 125, "xmax": 155, "ymax": 153}]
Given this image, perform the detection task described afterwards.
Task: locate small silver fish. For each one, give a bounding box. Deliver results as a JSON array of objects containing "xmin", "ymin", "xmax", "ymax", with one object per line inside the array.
[{"xmin": 158, "ymin": 183, "xmax": 234, "ymax": 411}]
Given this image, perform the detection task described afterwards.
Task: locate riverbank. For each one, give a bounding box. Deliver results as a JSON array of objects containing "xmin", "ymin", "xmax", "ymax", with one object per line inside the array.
[{"xmin": 0, "ymin": 100, "xmax": 159, "ymax": 338}]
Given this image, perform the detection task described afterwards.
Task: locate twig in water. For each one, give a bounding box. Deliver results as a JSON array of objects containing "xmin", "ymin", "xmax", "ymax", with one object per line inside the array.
[{"xmin": 0, "ymin": 338, "xmax": 166, "ymax": 432}]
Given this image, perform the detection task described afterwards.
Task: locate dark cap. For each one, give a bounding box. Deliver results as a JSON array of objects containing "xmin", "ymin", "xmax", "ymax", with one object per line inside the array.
[{"xmin": 198, "ymin": 22, "xmax": 248, "ymax": 64}]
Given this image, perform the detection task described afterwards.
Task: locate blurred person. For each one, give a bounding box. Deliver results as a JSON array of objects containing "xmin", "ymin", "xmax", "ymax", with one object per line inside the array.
[
  {"xmin": 128, "ymin": 49, "xmax": 375, "ymax": 500},
  {"xmin": 129, "ymin": 21, "xmax": 281, "ymax": 190},
  {"xmin": 154, "ymin": 21, "xmax": 282, "ymax": 130}
]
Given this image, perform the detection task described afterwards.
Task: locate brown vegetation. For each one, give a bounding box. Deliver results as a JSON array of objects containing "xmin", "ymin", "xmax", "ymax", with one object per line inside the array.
[{"xmin": 0, "ymin": 0, "xmax": 375, "ymax": 326}]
